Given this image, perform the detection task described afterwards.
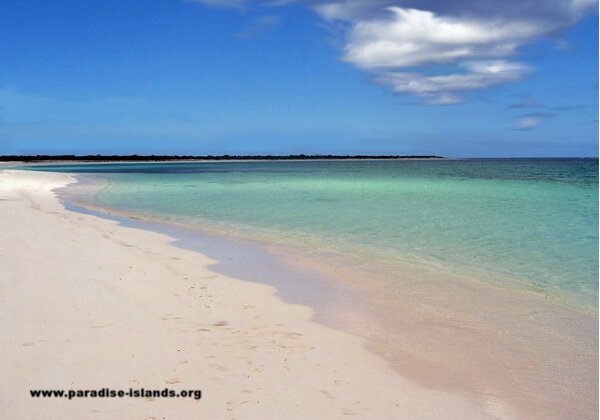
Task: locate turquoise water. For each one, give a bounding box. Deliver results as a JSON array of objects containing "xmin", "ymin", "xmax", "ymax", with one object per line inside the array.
[{"xmin": 29, "ymin": 159, "xmax": 598, "ymax": 307}]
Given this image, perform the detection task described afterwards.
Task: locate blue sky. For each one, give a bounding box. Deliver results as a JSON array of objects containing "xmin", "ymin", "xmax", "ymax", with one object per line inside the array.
[{"xmin": 0, "ymin": 0, "xmax": 597, "ymax": 157}]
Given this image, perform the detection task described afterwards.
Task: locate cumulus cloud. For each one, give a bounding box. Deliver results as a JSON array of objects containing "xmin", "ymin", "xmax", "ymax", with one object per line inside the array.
[
  {"xmin": 330, "ymin": 1, "xmax": 596, "ymax": 103},
  {"xmin": 342, "ymin": 8, "xmax": 542, "ymax": 69},
  {"xmin": 186, "ymin": 0, "xmax": 598, "ymax": 104}
]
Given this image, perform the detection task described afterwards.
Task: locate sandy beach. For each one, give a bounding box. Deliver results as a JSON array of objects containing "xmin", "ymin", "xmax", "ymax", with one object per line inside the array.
[
  {"xmin": 1, "ymin": 0, "xmax": 597, "ymax": 416},
  {"xmin": 0, "ymin": 168, "xmax": 524, "ymax": 419}
]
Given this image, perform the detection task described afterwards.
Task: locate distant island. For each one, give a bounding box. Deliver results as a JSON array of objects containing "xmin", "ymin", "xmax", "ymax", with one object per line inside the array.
[{"xmin": 0, "ymin": 154, "xmax": 443, "ymax": 162}]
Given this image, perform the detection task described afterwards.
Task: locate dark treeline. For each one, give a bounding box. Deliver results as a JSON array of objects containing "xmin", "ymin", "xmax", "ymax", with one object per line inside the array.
[{"xmin": 1, "ymin": 154, "xmax": 443, "ymax": 162}]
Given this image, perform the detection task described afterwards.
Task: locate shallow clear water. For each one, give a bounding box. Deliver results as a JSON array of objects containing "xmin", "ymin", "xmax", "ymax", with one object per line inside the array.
[{"xmin": 29, "ymin": 159, "xmax": 599, "ymax": 307}]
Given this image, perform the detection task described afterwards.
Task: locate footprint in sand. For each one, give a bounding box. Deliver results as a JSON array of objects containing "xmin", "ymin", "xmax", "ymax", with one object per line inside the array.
[{"xmin": 319, "ymin": 390, "xmax": 336, "ymax": 400}]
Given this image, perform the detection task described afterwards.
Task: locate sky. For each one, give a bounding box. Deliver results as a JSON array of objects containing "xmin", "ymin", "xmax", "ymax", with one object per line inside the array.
[{"xmin": 0, "ymin": 0, "xmax": 597, "ymax": 157}]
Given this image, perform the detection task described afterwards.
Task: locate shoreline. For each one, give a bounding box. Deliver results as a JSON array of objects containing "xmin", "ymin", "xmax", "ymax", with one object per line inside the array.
[
  {"xmin": 1, "ymin": 169, "xmax": 597, "ymax": 419},
  {"xmin": 61, "ymin": 197, "xmax": 371, "ymax": 338},
  {"xmin": 58, "ymin": 171, "xmax": 598, "ymax": 418},
  {"xmin": 0, "ymin": 169, "xmax": 512, "ymax": 419},
  {"xmin": 60, "ymin": 170, "xmax": 596, "ymax": 315}
]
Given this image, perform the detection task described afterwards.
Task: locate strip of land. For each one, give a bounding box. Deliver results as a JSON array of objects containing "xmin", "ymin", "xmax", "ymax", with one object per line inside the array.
[{"xmin": 0, "ymin": 154, "xmax": 443, "ymax": 163}]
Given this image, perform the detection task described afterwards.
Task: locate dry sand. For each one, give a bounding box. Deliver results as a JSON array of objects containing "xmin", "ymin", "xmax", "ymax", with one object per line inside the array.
[{"xmin": 0, "ymin": 169, "xmax": 516, "ymax": 419}]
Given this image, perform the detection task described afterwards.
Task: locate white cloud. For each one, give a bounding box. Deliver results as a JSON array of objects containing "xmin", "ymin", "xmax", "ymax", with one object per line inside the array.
[
  {"xmin": 343, "ymin": 8, "xmax": 542, "ymax": 69},
  {"xmin": 374, "ymin": 60, "xmax": 529, "ymax": 103},
  {"xmin": 313, "ymin": 0, "xmax": 393, "ymax": 21},
  {"xmin": 314, "ymin": 0, "xmax": 597, "ymax": 104},
  {"xmin": 313, "ymin": 0, "xmax": 597, "ymax": 22},
  {"xmin": 185, "ymin": 0, "xmax": 598, "ymax": 104},
  {"xmin": 572, "ymin": 0, "xmax": 599, "ymax": 13},
  {"xmin": 425, "ymin": 93, "xmax": 464, "ymax": 105},
  {"xmin": 514, "ymin": 116, "xmax": 540, "ymax": 130}
]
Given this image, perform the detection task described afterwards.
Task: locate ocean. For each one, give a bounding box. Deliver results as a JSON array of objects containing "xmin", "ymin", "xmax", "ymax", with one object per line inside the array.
[{"xmin": 28, "ymin": 158, "xmax": 599, "ymax": 310}]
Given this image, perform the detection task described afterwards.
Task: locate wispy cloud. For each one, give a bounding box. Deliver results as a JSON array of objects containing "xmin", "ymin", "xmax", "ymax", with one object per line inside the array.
[
  {"xmin": 519, "ymin": 111, "xmax": 556, "ymax": 118},
  {"xmin": 184, "ymin": 0, "xmax": 249, "ymax": 10},
  {"xmin": 511, "ymin": 109, "xmax": 556, "ymax": 129},
  {"xmin": 0, "ymin": 87, "xmax": 215, "ymax": 144},
  {"xmin": 552, "ymin": 104, "xmax": 587, "ymax": 111},
  {"xmin": 507, "ymin": 99, "xmax": 544, "ymax": 109},
  {"xmin": 507, "ymin": 101, "xmax": 557, "ymax": 130},
  {"xmin": 513, "ymin": 116, "xmax": 540, "ymax": 130},
  {"xmin": 233, "ymin": 15, "xmax": 281, "ymax": 38},
  {"xmin": 375, "ymin": 60, "xmax": 530, "ymax": 104}
]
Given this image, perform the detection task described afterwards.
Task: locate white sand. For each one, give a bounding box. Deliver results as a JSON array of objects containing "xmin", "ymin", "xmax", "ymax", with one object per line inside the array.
[{"xmin": 0, "ymin": 169, "xmax": 512, "ymax": 419}]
